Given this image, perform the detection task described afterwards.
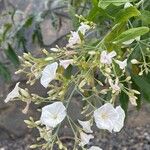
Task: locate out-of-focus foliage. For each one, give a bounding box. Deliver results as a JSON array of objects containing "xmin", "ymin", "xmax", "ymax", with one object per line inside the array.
[{"xmin": 0, "ymin": 0, "xmax": 91, "ymax": 81}]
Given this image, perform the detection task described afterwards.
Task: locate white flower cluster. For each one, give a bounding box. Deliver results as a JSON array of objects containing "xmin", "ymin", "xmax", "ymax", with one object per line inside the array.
[
  {"xmin": 39, "ymin": 102, "xmax": 125, "ymax": 149},
  {"xmin": 4, "ymin": 20, "xmax": 142, "ymax": 150},
  {"xmin": 67, "ymin": 22, "xmax": 91, "ymax": 48},
  {"xmin": 100, "ymin": 50, "xmax": 127, "ymax": 70}
]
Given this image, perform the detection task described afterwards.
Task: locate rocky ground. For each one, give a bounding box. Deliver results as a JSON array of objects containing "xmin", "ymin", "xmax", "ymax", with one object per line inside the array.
[{"xmin": 0, "ymin": 81, "xmax": 150, "ymax": 150}]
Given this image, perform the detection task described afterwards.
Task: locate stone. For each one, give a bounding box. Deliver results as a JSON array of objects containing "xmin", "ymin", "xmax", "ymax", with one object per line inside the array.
[{"xmin": 40, "ymin": 18, "xmax": 72, "ymax": 46}]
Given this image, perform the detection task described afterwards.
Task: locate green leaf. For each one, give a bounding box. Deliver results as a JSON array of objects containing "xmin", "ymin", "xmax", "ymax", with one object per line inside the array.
[
  {"xmin": 98, "ymin": 0, "xmax": 134, "ymax": 9},
  {"xmin": 140, "ymin": 10, "xmax": 150, "ymax": 25},
  {"xmin": 92, "ymin": 0, "xmax": 99, "ymax": 6},
  {"xmin": 0, "ymin": 62, "xmax": 11, "ymax": 81},
  {"xmin": 4, "ymin": 44, "xmax": 20, "ymax": 67},
  {"xmin": 132, "ymin": 75, "xmax": 150, "ymax": 102},
  {"xmin": 23, "ymin": 15, "xmax": 34, "ymax": 28},
  {"xmin": 119, "ymin": 91, "xmax": 129, "ymax": 114},
  {"xmin": 113, "ymin": 27, "xmax": 149, "ymax": 44},
  {"xmin": 115, "ymin": 6, "xmax": 140, "ymax": 23},
  {"xmin": 100, "ymin": 22, "xmax": 126, "ymax": 50},
  {"xmin": 2, "ymin": 23, "xmax": 12, "ymax": 40},
  {"xmin": 64, "ymin": 65, "xmax": 73, "ymax": 79}
]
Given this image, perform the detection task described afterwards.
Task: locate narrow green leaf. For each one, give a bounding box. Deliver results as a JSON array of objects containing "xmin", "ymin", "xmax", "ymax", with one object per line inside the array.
[
  {"xmin": 64, "ymin": 65, "xmax": 73, "ymax": 79},
  {"xmin": 100, "ymin": 22, "xmax": 126, "ymax": 50},
  {"xmin": 4, "ymin": 44, "xmax": 20, "ymax": 67},
  {"xmin": 119, "ymin": 91, "xmax": 129, "ymax": 114},
  {"xmin": 0, "ymin": 62, "xmax": 11, "ymax": 81},
  {"xmin": 132, "ymin": 75, "xmax": 150, "ymax": 102},
  {"xmin": 113, "ymin": 27, "xmax": 149, "ymax": 44},
  {"xmin": 140, "ymin": 10, "xmax": 150, "ymax": 25},
  {"xmin": 23, "ymin": 15, "xmax": 34, "ymax": 28},
  {"xmin": 98, "ymin": 0, "xmax": 134, "ymax": 9},
  {"xmin": 2, "ymin": 23, "xmax": 12, "ymax": 40},
  {"xmin": 115, "ymin": 7, "xmax": 140, "ymax": 23}
]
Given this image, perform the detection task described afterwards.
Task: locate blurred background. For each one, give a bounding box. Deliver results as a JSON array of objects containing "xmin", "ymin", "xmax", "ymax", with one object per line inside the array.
[{"xmin": 0, "ymin": 0, "xmax": 150, "ymax": 149}]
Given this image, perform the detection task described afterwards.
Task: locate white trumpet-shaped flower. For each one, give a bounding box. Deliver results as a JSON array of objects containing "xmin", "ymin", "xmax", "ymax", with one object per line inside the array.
[
  {"xmin": 66, "ymin": 31, "xmax": 81, "ymax": 48},
  {"xmin": 59, "ymin": 59, "xmax": 73, "ymax": 69},
  {"xmin": 4, "ymin": 82, "xmax": 20, "ymax": 103},
  {"xmin": 94, "ymin": 103, "xmax": 125, "ymax": 132},
  {"xmin": 40, "ymin": 62, "xmax": 58, "ymax": 88},
  {"xmin": 78, "ymin": 22, "xmax": 90, "ymax": 35},
  {"xmin": 108, "ymin": 78, "xmax": 120, "ymax": 93},
  {"xmin": 100, "ymin": 51, "xmax": 116, "ymax": 65},
  {"xmin": 78, "ymin": 120, "xmax": 93, "ymax": 133},
  {"xmin": 88, "ymin": 146, "xmax": 103, "ymax": 150},
  {"xmin": 79, "ymin": 132, "xmax": 94, "ymax": 147},
  {"xmin": 113, "ymin": 106, "xmax": 125, "ymax": 132},
  {"xmin": 115, "ymin": 59, "xmax": 127, "ymax": 70},
  {"xmin": 40, "ymin": 102, "xmax": 66, "ymax": 128}
]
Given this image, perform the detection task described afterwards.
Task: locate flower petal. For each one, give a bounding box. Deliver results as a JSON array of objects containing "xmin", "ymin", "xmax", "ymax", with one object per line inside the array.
[
  {"xmin": 113, "ymin": 106, "xmax": 125, "ymax": 132},
  {"xmin": 78, "ymin": 22, "xmax": 90, "ymax": 35},
  {"xmin": 40, "ymin": 102, "xmax": 66, "ymax": 128},
  {"xmin": 79, "ymin": 132, "xmax": 94, "ymax": 147},
  {"xmin": 66, "ymin": 31, "xmax": 81, "ymax": 48},
  {"xmin": 78, "ymin": 120, "xmax": 93, "ymax": 133},
  {"xmin": 94, "ymin": 103, "xmax": 119, "ymax": 132},
  {"xmin": 59, "ymin": 59, "xmax": 73, "ymax": 69},
  {"xmin": 88, "ymin": 146, "xmax": 103, "ymax": 150},
  {"xmin": 108, "ymin": 51, "xmax": 117, "ymax": 58},
  {"xmin": 4, "ymin": 82, "xmax": 20, "ymax": 103},
  {"xmin": 40, "ymin": 62, "xmax": 58, "ymax": 88},
  {"xmin": 115, "ymin": 59, "xmax": 127, "ymax": 70}
]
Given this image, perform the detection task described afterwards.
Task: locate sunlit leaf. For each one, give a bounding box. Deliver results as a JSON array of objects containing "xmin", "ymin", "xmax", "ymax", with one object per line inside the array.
[
  {"xmin": 113, "ymin": 27, "xmax": 149, "ymax": 44},
  {"xmin": 98, "ymin": 0, "xmax": 134, "ymax": 9},
  {"xmin": 115, "ymin": 6, "xmax": 140, "ymax": 23}
]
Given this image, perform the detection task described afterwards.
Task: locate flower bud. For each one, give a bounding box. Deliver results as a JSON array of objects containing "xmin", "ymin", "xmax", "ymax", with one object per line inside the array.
[
  {"xmin": 138, "ymin": 71, "xmax": 143, "ymax": 76},
  {"xmin": 88, "ymin": 51, "xmax": 96, "ymax": 55},
  {"xmin": 42, "ymin": 49, "xmax": 49, "ymax": 55},
  {"xmin": 131, "ymin": 59, "xmax": 139, "ymax": 64},
  {"xmin": 20, "ymin": 88, "xmax": 30, "ymax": 97},
  {"xmin": 126, "ymin": 76, "xmax": 131, "ymax": 81}
]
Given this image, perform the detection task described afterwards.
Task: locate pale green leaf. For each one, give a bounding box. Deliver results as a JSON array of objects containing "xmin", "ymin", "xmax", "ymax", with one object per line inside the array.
[
  {"xmin": 113, "ymin": 27, "xmax": 149, "ymax": 44},
  {"xmin": 98, "ymin": 0, "xmax": 134, "ymax": 9}
]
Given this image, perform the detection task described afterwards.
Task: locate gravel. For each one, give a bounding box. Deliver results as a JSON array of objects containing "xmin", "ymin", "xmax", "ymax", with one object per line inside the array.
[{"xmin": 0, "ymin": 122, "xmax": 150, "ymax": 150}]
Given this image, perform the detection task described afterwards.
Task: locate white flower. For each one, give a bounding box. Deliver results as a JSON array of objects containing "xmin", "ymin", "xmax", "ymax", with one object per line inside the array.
[
  {"xmin": 94, "ymin": 103, "xmax": 118, "ymax": 132},
  {"xmin": 79, "ymin": 132, "xmax": 94, "ymax": 147},
  {"xmin": 115, "ymin": 59, "xmax": 127, "ymax": 70},
  {"xmin": 100, "ymin": 51, "xmax": 116, "ymax": 65},
  {"xmin": 94, "ymin": 103, "xmax": 125, "ymax": 132},
  {"xmin": 78, "ymin": 22, "xmax": 90, "ymax": 35},
  {"xmin": 113, "ymin": 106, "xmax": 125, "ymax": 132},
  {"xmin": 124, "ymin": 2, "xmax": 133, "ymax": 8},
  {"xmin": 4, "ymin": 82, "xmax": 20, "ymax": 103},
  {"xmin": 59, "ymin": 59, "xmax": 73, "ymax": 69},
  {"xmin": 108, "ymin": 78, "xmax": 120, "ymax": 93},
  {"xmin": 40, "ymin": 102, "xmax": 66, "ymax": 128},
  {"xmin": 66, "ymin": 31, "xmax": 81, "ymax": 48},
  {"xmin": 40, "ymin": 62, "xmax": 58, "ymax": 88},
  {"xmin": 129, "ymin": 95, "xmax": 137, "ymax": 106},
  {"xmin": 88, "ymin": 146, "xmax": 103, "ymax": 150},
  {"xmin": 78, "ymin": 120, "xmax": 93, "ymax": 133}
]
